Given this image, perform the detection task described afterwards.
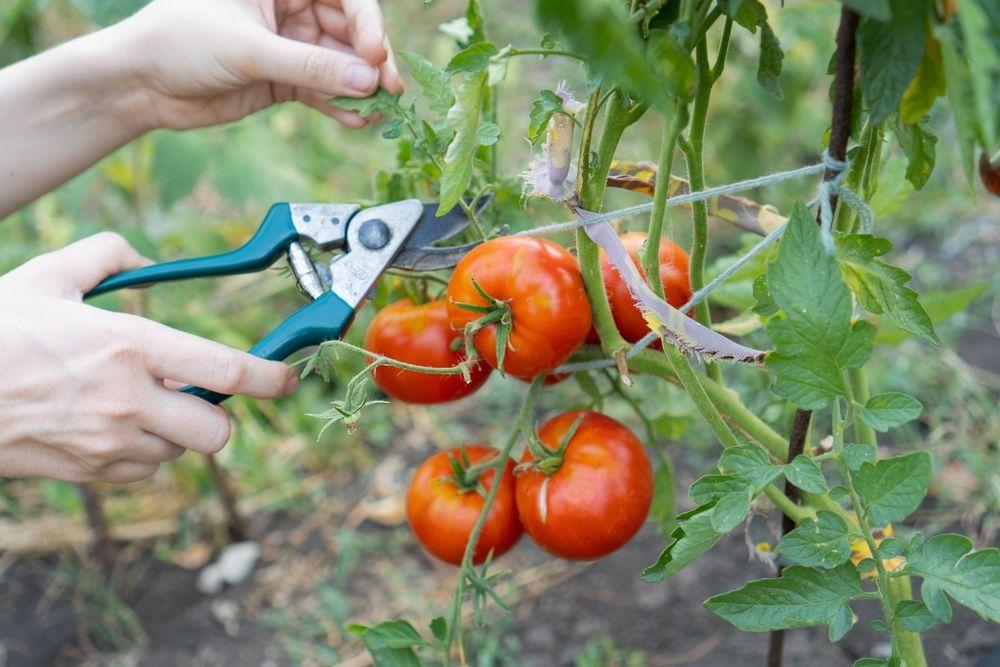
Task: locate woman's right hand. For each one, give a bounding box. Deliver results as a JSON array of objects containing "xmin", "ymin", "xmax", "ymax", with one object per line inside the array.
[{"xmin": 0, "ymin": 233, "xmax": 299, "ymax": 483}]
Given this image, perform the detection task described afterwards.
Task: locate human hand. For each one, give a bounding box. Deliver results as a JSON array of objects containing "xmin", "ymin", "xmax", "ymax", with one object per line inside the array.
[
  {"xmin": 115, "ymin": 0, "xmax": 403, "ymax": 131},
  {"xmin": 0, "ymin": 233, "xmax": 299, "ymax": 483}
]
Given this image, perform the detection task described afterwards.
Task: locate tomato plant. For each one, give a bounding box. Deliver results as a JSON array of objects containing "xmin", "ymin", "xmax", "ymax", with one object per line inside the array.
[
  {"xmin": 515, "ymin": 410, "xmax": 653, "ymax": 560},
  {"xmin": 406, "ymin": 445, "xmax": 522, "ymax": 566},
  {"xmin": 306, "ymin": 0, "xmax": 1000, "ymax": 665},
  {"xmin": 364, "ymin": 299, "xmax": 490, "ymax": 404},
  {"xmin": 445, "ymin": 235, "xmax": 592, "ymax": 379}
]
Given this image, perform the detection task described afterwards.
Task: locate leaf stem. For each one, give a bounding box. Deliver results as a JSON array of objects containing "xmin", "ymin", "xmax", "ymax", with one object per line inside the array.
[
  {"xmin": 643, "ymin": 102, "xmax": 688, "ymax": 301},
  {"xmin": 504, "ymin": 47, "xmax": 587, "ymax": 62}
]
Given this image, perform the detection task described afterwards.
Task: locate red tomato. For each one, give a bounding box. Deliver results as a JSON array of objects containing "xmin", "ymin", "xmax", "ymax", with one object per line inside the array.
[
  {"xmin": 406, "ymin": 445, "xmax": 522, "ymax": 565},
  {"xmin": 587, "ymin": 232, "xmax": 691, "ymax": 343},
  {"xmin": 364, "ymin": 300, "xmax": 490, "ymax": 404},
  {"xmin": 515, "ymin": 410, "xmax": 653, "ymax": 560},
  {"xmin": 445, "ymin": 236, "xmax": 592, "ymax": 379}
]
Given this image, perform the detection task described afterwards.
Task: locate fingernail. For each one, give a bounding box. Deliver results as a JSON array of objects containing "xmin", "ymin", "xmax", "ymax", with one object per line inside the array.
[
  {"xmin": 284, "ymin": 373, "xmax": 299, "ymax": 396},
  {"xmin": 346, "ymin": 64, "xmax": 378, "ymax": 92}
]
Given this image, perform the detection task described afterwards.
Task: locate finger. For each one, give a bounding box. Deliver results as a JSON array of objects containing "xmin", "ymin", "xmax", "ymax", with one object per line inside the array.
[
  {"xmin": 130, "ymin": 430, "xmax": 186, "ymax": 464},
  {"xmin": 141, "ymin": 388, "xmax": 233, "ymax": 455},
  {"xmin": 314, "ymin": 4, "xmax": 350, "ymax": 42},
  {"xmin": 12, "ymin": 232, "xmax": 149, "ymax": 298},
  {"xmin": 341, "ymin": 0, "xmax": 389, "ymax": 65},
  {"xmin": 129, "ymin": 317, "xmax": 298, "ymax": 399},
  {"xmin": 256, "ymin": 31, "xmax": 379, "ymax": 97},
  {"xmin": 380, "ymin": 40, "xmax": 404, "ymax": 94},
  {"xmin": 99, "ymin": 461, "xmax": 160, "ymax": 484},
  {"xmin": 298, "ymin": 90, "xmax": 369, "ymax": 127}
]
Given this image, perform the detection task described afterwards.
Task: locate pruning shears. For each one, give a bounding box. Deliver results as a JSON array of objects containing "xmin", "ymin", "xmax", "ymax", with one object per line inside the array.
[{"xmin": 85, "ymin": 199, "xmax": 481, "ymax": 404}]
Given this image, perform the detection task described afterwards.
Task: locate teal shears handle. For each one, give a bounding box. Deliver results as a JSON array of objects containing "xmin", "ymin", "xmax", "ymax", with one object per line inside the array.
[
  {"xmin": 182, "ymin": 291, "xmax": 355, "ymax": 404},
  {"xmin": 86, "ymin": 203, "xmax": 298, "ymax": 297}
]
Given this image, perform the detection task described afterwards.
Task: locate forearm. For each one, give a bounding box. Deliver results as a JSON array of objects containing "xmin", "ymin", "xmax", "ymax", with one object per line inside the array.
[{"xmin": 0, "ymin": 23, "xmax": 149, "ymax": 219}]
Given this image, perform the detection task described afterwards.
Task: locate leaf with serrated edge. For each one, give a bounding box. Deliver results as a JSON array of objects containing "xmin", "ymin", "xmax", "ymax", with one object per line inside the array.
[
  {"xmin": 719, "ymin": 444, "xmax": 782, "ymax": 490},
  {"xmin": 905, "ymin": 533, "xmax": 1000, "ymax": 623},
  {"xmin": 895, "ymin": 600, "xmax": 937, "ymax": 632},
  {"xmin": 642, "ymin": 503, "xmax": 725, "ymax": 582},
  {"xmin": 765, "ymin": 204, "xmax": 873, "ymax": 408},
  {"xmin": 854, "ymin": 451, "xmax": 931, "ymax": 525},
  {"xmin": 841, "ymin": 444, "xmax": 878, "ymax": 471},
  {"xmin": 437, "ymin": 72, "xmax": 487, "ymax": 215},
  {"xmin": 857, "ymin": 0, "xmax": 927, "ymax": 123},
  {"xmin": 399, "ymin": 52, "xmax": 454, "ymax": 116},
  {"xmin": 705, "ymin": 563, "xmax": 865, "ymax": 634},
  {"xmin": 711, "ymin": 491, "xmax": 752, "ymax": 533},
  {"xmin": 778, "ymin": 511, "xmax": 852, "ymax": 569},
  {"xmin": 784, "ymin": 455, "xmax": 828, "ymax": 494},
  {"xmin": 858, "ymin": 392, "xmax": 923, "ymax": 432},
  {"xmin": 836, "ymin": 233, "xmax": 938, "ymax": 345}
]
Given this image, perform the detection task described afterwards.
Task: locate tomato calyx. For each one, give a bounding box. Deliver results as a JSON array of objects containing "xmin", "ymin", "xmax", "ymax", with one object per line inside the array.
[
  {"xmin": 517, "ymin": 413, "xmax": 585, "ymax": 476},
  {"xmin": 443, "ymin": 446, "xmax": 497, "ymax": 498},
  {"xmin": 451, "ymin": 277, "xmax": 515, "ymax": 376}
]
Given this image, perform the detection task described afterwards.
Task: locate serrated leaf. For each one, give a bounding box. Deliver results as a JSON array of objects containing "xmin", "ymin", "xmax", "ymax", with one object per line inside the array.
[
  {"xmin": 854, "ymin": 451, "xmax": 931, "ymax": 525},
  {"xmin": 905, "ymin": 533, "xmax": 1000, "ymax": 623},
  {"xmin": 475, "ymin": 120, "xmax": 501, "ymax": 146},
  {"xmin": 778, "ymin": 511, "xmax": 852, "ymax": 569},
  {"xmin": 857, "ymin": 0, "xmax": 928, "ymax": 123},
  {"xmin": 331, "ymin": 89, "xmax": 401, "ymax": 116},
  {"xmin": 841, "ymin": 444, "xmax": 878, "ymax": 471},
  {"xmin": 836, "ymin": 233, "xmax": 939, "ymax": 345},
  {"xmin": 642, "ymin": 503, "xmax": 725, "ymax": 582},
  {"xmin": 536, "ymin": 0, "xmax": 670, "ymax": 111},
  {"xmin": 719, "ymin": 445, "xmax": 782, "ymax": 489},
  {"xmin": 690, "ymin": 474, "xmax": 748, "ymax": 504},
  {"xmin": 900, "ymin": 34, "xmax": 946, "ymax": 123},
  {"xmin": 527, "ymin": 89, "xmax": 564, "ymax": 145},
  {"xmin": 711, "ymin": 490, "xmax": 752, "ymax": 533},
  {"xmin": 895, "ymin": 600, "xmax": 937, "ymax": 632},
  {"xmin": 718, "ymin": 0, "xmax": 765, "ymax": 32},
  {"xmin": 399, "ymin": 52, "xmax": 454, "ymax": 116},
  {"xmin": 382, "ymin": 118, "xmax": 404, "ymax": 140},
  {"xmin": 877, "ymin": 537, "xmax": 904, "ymax": 558},
  {"xmin": 151, "ymin": 131, "xmax": 210, "ymax": 209},
  {"xmin": 446, "ymin": 42, "xmax": 500, "ymax": 73},
  {"xmin": 828, "ymin": 601, "xmax": 857, "ymax": 642},
  {"xmin": 891, "ymin": 116, "xmax": 937, "ymax": 190},
  {"xmin": 357, "ymin": 620, "xmax": 425, "ymax": 650},
  {"xmin": 650, "ymin": 464, "xmax": 678, "ymax": 538},
  {"xmin": 840, "ymin": 0, "xmax": 891, "ymax": 21},
  {"xmin": 752, "ymin": 273, "xmax": 779, "ymax": 316},
  {"xmin": 646, "ymin": 29, "xmax": 696, "ymax": 102},
  {"xmin": 437, "ymin": 72, "xmax": 487, "ymax": 215},
  {"xmin": 858, "ymin": 392, "xmax": 923, "ymax": 432},
  {"xmin": 784, "ymin": 455, "xmax": 828, "ymax": 494},
  {"xmin": 765, "ymin": 204, "xmax": 874, "ymax": 408},
  {"xmin": 876, "ymin": 282, "xmax": 986, "ymax": 345},
  {"xmin": 705, "ymin": 563, "xmax": 865, "ymax": 634},
  {"xmin": 757, "ymin": 19, "xmax": 784, "ymax": 98}
]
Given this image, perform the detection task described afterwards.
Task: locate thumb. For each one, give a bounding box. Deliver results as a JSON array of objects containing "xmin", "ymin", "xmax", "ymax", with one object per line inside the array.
[
  {"xmin": 255, "ymin": 32, "xmax": 380, "ymax": 97},
  {"xmin": 14, "ymin": 232, "xmax": 150, "ymax": 299}
]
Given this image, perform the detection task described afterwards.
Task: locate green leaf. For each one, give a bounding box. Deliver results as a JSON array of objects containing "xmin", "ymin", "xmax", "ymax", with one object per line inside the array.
[
  {"xmin": 895, "ymin": 600, "xmax": 937, "ymax": 632},
  {"xmin": 752, "ymin": 273, "xmax": 779, "ymax": 316},
  {"xmin": 331, "ymin": 89, "xmax": 401, "ymax": 116},
  {"xmin": 465, "ymin": 0, "xmax": 486, "ymax": 43},
  {"xmin": 876, "ymin": 282, "xmax": 987, "ymax": 345},
  {"xmin": 399, "ymin": 52, "xmax": 455, "ymax": 116},
  {"xmin": 891, "ymin": 116, "xmax": 937, "ymax": 190},
  {"xmin": 381, "ymin": 118, "xmax": 404, "ymax": 140},
  {"xmin": 853, "ymin": 660, "xmax": 889, "ymax": 667},
  {"xmin": 437, "ymin": 72, "xmax": 487, "ymax": 216},
  {"xmin": 151, "ymin": 131, "xmax": 210, "ymax": 209},
  {"xmin": 719, "ymin": 444, "xmax": 782, "ymax": 490},
  {"xmin": 527, "ymin": 90, "xmax": 565, "ymax": 145},
  {"xmin": 840, "ymin": 0, "xmax": 891, "ymax": 22},
  {"xmin": 854, "ymin": 451, "xmax": 931, "ymax": 525},
  {"xmin": 900, "ymin": 34, "xmax": 946, "ymax": 123},
  {"xmin": 905, "ymin": 533, "xmax": 1000, "ymax": 623},
  {"xmin": 642, "ymin": 503, "xmax": 725, "ymax": 582},
  {"xmin": 784, "ymin": 455, "xmax": 828, "ymax": 494},
  {"xmin": 540, "ymin": 31, "xmax": 559, "ymax": 49},
  {"xmin": 858, "ymin": 392, "xmax": 923, "ymax": 432},
  {"xmin": 757, "ymin": 19, "xmax": 784, "ymax": 98},
  {"xmin": 718, "ymin": 0, "xmax": 764, "ymax": 32},
  {"xmin": 705, "ymin": 563, "xmax": 864, "ymax": 635},
  {"xmin": 445, "ymin": 42, "xmax": 500, "ymax": 73},
  {"xmin": 936, "ymin": 22, "xmax": 979, "ymax": 185},
  {"xmin": 956, "ymin": 0, "xmax": 1000, "ymax": 152},
  {"xmin": 475, "ymin": 120, "xmax": 501, "ymax": 146},
  {"xmin": 841, "ymin": 444, "xmax": 878, "ymax": 471},
  {"xmin": 765, "ymin": 203, "xmax": 874, "ymax": 408},
  {"xmin": 778, "ymin": 511, "xmax": 852, "ymax": 569},
  {"xmin": 711, "ymin": 489, "xmax": 752, "ymax": 533},
  {"xmin": 350, "ymin": 620, "xmax": 425, "ymax": 667},
  {"xmin": 646, "ymin": 29, "xmax": 696, "ymax": 101},
  {"xmin": 650, "ymin": 465, "xmax": 678, "ymax": 538},
  {"xmin": 429, "ymin": 617, "xmax": 447, "ymax": 643},
  {"xmin": 857, "ymin": 0, "xmax": 928, "ymax": 123},
  {"xmin": 689, "ymin": 474, "xmax": 747, "ymax": 504},
  {"xmin": 536, "ymin": 0, "xmax": 670, "ymax": 111},
  {"xmin": 836, "ymin": 233, "xmax": 939, "ymax": 345}
]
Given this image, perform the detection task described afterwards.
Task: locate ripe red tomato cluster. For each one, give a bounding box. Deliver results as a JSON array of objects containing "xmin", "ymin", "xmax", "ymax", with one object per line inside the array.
[
  {"xmin": 405, "ymin": 411, "xmax": 654, "ymax": 564},
  {"xmin": 363, "ymin": 233, "xmax": 690, "ymax": 404}
]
